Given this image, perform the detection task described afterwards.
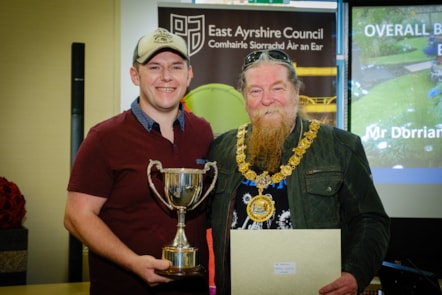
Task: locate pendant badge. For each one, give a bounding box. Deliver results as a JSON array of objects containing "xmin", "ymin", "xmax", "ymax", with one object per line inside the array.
[{"xmin": 247, "ymin": 194, "xmax": 274, "ymax": 222}]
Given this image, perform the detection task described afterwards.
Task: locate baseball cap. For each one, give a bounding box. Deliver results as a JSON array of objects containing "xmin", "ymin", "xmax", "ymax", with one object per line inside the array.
[{"xmin": 133, "ymin": 28, "xmax": 189, "ymax": 64}]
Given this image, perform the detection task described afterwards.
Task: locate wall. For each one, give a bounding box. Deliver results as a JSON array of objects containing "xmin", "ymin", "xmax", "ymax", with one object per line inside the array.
[
  {"xmin": 0, "ymin": 0, "xmax": 120, "ymax": 284},
  {"xmin": 120, "ymin": 0, "xmax": 158, "ymax": 110}
]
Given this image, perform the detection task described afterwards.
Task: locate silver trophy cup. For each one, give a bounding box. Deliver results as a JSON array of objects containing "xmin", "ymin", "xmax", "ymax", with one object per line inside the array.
[{"xmin": 147, "ymin": 159, "xmax": 217, "ymax": 278}]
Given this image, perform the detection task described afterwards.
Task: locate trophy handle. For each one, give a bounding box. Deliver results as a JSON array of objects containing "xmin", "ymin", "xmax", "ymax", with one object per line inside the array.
[
  {"xmin": 147, "ymin": 160, "xmax": 174, "ymax": 210},
  {"xmin": 188, "ymin": 161, "xmax": 218, "ymax": 210}
]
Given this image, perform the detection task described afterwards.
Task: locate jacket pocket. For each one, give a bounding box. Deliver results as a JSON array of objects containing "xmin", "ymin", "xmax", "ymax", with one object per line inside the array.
[
  {"xmin": 213, "ymin": 166, "xmax": 233, "ymax": 195},
  {"xmin": 209, "ymin": 166, "xmax": 233, "ymax": 228},
  {"xmin": 304, "ymin": 170, "xmax": 343, "ymax": 228}
]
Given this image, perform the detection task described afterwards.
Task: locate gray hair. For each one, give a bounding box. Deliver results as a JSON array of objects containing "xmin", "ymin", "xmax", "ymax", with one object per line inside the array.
[{"xmin": 238, "ymin": 51, "xmax": 302, "ymax": 94}]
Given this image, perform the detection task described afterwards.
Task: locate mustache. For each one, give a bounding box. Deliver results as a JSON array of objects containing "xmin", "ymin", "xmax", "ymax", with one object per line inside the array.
[{"xmin": 252, "ymin": 107, "xmax": 283, "ymax": 121}]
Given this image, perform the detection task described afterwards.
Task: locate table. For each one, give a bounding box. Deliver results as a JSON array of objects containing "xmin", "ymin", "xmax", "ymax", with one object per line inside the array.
[{"xmin": 0, "ymin": 282, "xmax": 89, "ymax": 295}]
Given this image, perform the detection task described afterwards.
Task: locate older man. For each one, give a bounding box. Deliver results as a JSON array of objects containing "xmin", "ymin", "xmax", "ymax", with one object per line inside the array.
[{"xmin": 209, "ymin": 49, "xmax": 389, "ymax": 295}]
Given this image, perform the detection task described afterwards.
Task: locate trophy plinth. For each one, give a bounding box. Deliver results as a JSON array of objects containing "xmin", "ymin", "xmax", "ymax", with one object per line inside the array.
[
  {"xmin": 155, "ymin": 245, "xmax": 204, "ymax": 278},
  {"xmin": 147, "ymin": 160, "xmax": 218, "ymax": 278}
]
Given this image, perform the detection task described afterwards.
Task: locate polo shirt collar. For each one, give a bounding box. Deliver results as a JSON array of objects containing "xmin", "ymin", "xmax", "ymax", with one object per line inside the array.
[{"xmin": 130, "ymin": 97, "xmax": 185, "ymax": 132}]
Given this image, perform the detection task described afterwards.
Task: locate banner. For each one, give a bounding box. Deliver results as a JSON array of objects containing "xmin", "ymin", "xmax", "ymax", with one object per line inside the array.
[{"xmin": 159, "ymin": 4, "xmax": 337, "ymax": 131}]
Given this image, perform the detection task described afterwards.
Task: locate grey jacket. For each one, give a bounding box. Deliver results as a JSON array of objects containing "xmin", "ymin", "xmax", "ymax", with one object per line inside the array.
[{"xmin": 208, "ymin": 117, "xmax": 390, "ymax": 295}]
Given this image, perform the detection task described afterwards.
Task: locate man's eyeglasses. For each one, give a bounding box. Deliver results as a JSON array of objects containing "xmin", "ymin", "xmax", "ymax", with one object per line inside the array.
[{"xmin": 242, "ymin": 50, "xmax": 292, "ymax": 71}]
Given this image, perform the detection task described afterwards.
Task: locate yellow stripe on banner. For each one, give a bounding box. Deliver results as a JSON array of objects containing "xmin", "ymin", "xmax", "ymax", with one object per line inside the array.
[
  {"xmin": 302, "ymin": 104, "xmax": 336, "ymax": 113},
  {"xmin": 295, "ymin": 67, "xmax": 337, "ymax": 76}
]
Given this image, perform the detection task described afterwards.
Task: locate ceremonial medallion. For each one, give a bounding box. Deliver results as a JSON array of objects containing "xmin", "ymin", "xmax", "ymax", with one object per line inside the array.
[{"xmin": 247, "ymin": 194, "xmax": 275, "ymax": 222}]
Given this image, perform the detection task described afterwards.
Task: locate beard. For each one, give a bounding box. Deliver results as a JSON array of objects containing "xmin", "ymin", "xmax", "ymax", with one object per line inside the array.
[{"xmin": 247, "ymin": 108, "xmax": 295, "ymax": 173}]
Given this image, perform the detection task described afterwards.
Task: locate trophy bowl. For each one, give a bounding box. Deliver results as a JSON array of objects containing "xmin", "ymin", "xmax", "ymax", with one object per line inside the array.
[{"xmin": 147, "ymin": 159, "xmax": 217, "ymax": 278}]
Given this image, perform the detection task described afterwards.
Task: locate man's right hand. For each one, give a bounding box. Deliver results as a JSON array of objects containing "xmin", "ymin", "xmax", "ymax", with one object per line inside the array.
[{"xmin": 130, "ymin": 255, "xmax": 173, "ymax": 287}]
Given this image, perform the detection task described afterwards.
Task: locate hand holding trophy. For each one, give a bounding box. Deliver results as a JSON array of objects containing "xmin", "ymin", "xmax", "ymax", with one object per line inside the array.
[{"xmin": 147, "ymin": 159, "xmax": 218, "ymax": 278}]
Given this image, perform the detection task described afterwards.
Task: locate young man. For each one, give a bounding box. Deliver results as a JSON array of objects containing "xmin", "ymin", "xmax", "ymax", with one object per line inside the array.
[
  {"xmin": 64, "ymin": 28, "xmax": 213, "ymax": 295},
  {"xmin": 209, "ymin": 49, "xmax": 390, "ymax": 295}
]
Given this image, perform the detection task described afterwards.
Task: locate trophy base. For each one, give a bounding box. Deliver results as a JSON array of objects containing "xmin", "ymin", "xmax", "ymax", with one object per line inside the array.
[
  {"xmin": 155, "ymin": 264, "xmax": 206, "ymax": 279},
  {"xmin": 156, "ymin": 245, "xmax": 205, "ymax": 279}
]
